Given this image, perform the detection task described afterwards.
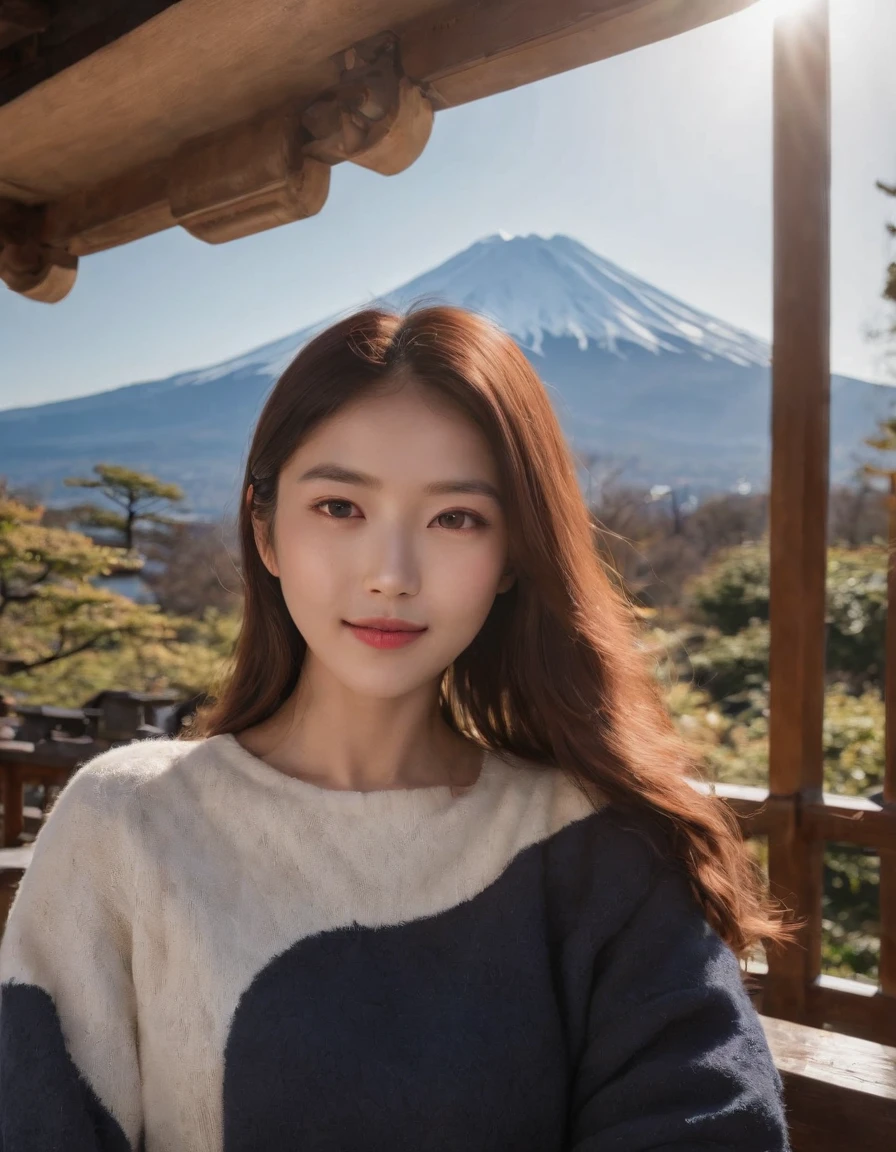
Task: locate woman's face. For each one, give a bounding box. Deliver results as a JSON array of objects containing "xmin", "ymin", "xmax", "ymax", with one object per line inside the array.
[{"xmin": 254, "ymin": 376, "xmax": 514, "ymax": 700}]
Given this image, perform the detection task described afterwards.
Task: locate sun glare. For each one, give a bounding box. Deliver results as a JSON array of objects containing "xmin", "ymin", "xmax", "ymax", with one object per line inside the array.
[
  {"xmin": 740, "ymin": 0, "xmax": 827, "ymax": 40},
  {"xmin": 754, "ymin": 0, "xmax": 821, "ymax": 22}
]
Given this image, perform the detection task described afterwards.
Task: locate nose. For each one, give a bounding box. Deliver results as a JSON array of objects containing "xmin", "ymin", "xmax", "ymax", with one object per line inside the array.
[{"xmin": 364, "ymin": 523, "xmax": 421, "ymax": 598}]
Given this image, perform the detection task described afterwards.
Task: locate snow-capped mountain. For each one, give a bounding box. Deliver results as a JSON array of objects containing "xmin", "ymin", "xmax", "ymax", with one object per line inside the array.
[
  {"xmin": 164, "ymin": 231, "xmax": 769, "ymax": 389},
  {"xmin": 384, "ymin": 232, "xmax": 769, "ymax": 366},
  {"xmin": 1, "ymin": 233, "xmax": 891, "ymax": 515}
]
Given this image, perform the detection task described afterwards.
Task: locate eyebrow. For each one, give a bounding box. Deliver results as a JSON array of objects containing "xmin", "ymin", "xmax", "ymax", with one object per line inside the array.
[{"xmin": 296, "ymin": 463, "xmax": 503, "ymax": 504}]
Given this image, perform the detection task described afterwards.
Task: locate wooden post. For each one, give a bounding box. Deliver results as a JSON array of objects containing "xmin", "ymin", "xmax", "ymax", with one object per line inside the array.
[
  {"xmin": 0, "ymin": 766, "xmax": 24, "ymax": 848},
  {"xmin": 765, "ymin": 0, "xmax": 831, "ymax": 1025},
  {"xmin": 881, "ymin": 476, "xmax": 896, "ymax": 998}
]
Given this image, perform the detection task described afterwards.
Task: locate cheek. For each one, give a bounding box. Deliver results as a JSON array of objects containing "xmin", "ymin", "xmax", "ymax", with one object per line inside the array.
[
  {"xmin": 429, "ymin": 543, "xmax": 506, "ymax": 615},
  {"xmin": 274, "ymin": 536, "xmax": 343, "ymax": 614}
]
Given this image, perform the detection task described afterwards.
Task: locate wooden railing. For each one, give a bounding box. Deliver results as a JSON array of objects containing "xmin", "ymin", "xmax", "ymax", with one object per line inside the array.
[
  {"xmin": 703, "ymin": 780, "xmax": 896, "ymax": 1045},
  {"xmin": 762, "ymin": 0, "xmax": 896, "ymax": 1054},
  {"xmin": 0, "ymin": 690, "xmax": 182, "ymax": 846},
  {"xmin": 760, "ymin": 1013, "xmax": 896, "ymax": 1150}
]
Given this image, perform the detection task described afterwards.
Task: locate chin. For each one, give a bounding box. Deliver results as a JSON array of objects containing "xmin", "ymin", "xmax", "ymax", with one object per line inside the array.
[{"xmin": 344, "ymin": 665, "xmax": 446, "ymax": 698}]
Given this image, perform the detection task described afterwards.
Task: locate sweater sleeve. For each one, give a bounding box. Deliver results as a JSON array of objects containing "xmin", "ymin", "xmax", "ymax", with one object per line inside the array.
[
  {"xmin": 568, "ymin": 850, "xmax": 791, "ymax": 1151},
  {"xmin": 0, "ymin": 756, "xmax": 143, "ymax": 1152}
]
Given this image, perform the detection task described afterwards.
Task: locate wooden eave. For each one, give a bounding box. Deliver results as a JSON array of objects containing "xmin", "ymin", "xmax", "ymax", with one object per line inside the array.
[
  {"xmin": 0, "ymin": 0, "xmax": 758, "ymax": 300},
  {"xmin": 0, "ymin": 0, "xmax": 758, "ymax": 204}
]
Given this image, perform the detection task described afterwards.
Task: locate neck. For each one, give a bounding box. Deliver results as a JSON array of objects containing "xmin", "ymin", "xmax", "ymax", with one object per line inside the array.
[{"xmin": 235, "ymin": 666, "xmax": 481, "ymax": 792}]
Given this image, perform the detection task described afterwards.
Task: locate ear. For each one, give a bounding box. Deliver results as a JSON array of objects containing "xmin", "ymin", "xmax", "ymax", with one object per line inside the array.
[
  {"xmin": 496, "ymin": 566, "xmax": 516, "ymax": 595},
  {"xmin": 247, "ymin": 486, "xmax": 280, "ymax": 578}
]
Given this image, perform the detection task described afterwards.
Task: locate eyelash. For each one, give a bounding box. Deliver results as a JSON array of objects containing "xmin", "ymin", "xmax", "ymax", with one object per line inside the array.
[{"xmin": 311, "ymin": 499, "xmax": 489, "ymax": 531}]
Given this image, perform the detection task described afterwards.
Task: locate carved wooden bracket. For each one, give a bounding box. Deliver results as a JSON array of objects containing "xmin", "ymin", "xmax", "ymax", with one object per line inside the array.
[
  {"xmin": 0, "ymin": 200, "xmax": 77, "ymax": 302},
  {"xmin": 2, "ymin": 35, "xmax": 433, "ymax": 298},
  {"xmin": 302, "ymin": 34, "xmax": 434, "ymax": 175},
  {"xmin": 44, "ymin": 163, "xmax": 173, "ymax": 258},
  {"xmin": 169, "ymin": 111, "xmax": 331, "ymax": 245}
]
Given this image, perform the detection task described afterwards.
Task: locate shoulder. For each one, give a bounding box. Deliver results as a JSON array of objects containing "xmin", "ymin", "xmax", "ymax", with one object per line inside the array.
[
  {"xmin": 518, "ymin": 760, "xmax": 685, "ymax": 936},
  {"xmin": 51, "ymin": 736, "xmax": 199, "ymax": 812},
  {"xmin": 501, "ymin": 751, "xmax": 667, "ymax": 869},
  {"xmin": 33, "ymin": 737, "xmax": 224, "ymax": 852}
]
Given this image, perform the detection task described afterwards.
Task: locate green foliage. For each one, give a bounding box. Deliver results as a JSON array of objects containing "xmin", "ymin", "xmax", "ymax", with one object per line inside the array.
[
  {"xmin": 0, "ymin": 492, "xmax": 140, "ymax": 592},
  {"xmin": 822, "ymin": 686, "xmax": 885, "ymax": 796},
  {"xmin": 689, "ymin": 543, "xmax": 770, "ymax": 634},
  {"xmin": 64, "ymin": 464, "xmax": 185, "ymax": 550},
  {"xmin": 688, "ymin": 621, "xmax": 769, "ymax": 703},
  {"xmin": 689, "ymin": 542, "xmax": 888, "ymax": 690},
  {"xmin": 823, "ymin": 846, "xmax": 879, "ymax": 983},
  {"xmin": 825, "ymin": 550, "xmax": 888, "ymax": 686},
  {"xmin": 0, "ymin": 485, "xmax": 184, "ymax": 682},
  {"xmin": 7, "ymin": 607, "xmax": 240, "ymax": 708}
]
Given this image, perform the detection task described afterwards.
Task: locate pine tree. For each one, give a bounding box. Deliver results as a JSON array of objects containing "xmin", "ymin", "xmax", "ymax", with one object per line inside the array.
[
  {"xmin": 63, "ymin": 464, "xmax": 185, "ymax": 552},
  {"xmin": 0, "ymin": 481, "xmax": 174, "ymax": 676}
]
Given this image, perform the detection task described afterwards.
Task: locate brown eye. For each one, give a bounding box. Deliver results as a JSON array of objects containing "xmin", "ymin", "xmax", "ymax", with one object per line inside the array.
[
  {"xmin": 436, "ymin": 511, "xmax": 482, "ymax": 530},
  {"xmin": 316, "ymin": 500, "xmax": 356, "ymax": 519}
]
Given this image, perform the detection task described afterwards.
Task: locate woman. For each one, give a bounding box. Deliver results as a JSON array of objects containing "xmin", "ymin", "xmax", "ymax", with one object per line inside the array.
[{"xmin": 0, "ymin": 306, "xmax": 793, "ymax": 1151}]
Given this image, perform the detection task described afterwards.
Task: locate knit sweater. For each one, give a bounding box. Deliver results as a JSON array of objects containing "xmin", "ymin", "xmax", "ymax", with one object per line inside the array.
[{"xmin": 0, "ymin": 735, "xmax": 790, "ymax": 1152}]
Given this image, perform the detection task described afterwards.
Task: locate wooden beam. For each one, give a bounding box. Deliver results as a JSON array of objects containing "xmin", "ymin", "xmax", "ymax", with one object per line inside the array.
[
  {"xmin": 0, "ymin": 2, "xmax": 182, "ymax": 103},
  {"xmin": 402, "ymin": 0, "xmax": 757, "ymax": 108},
  {"xmin": 42, "ymin": 38, "xmax": 433, "ymax": 254},
  {"xmin": 802, "ymin": 795, "xmax": 896, "ymax": 854},
  {"xmin": 689, "ymin": 778, "xmax": 793, "ymax": 839},
  {"xmin": 0, "ymin": 0, "xmax": 765, "ymax": 296},
  {"xmin": 760, "ymin": 1013, "xmax": 896, "ymax": 1151},
  {"xmin": 0, "ymin": 199, "xmax": 77, "ymax": 300},
  {"xmin": 168, "ymin": 111, "xmax": 331, "ymax": 245},
  {"xmin": 0, "ymin": 1, "xmax": 406, "ymax": 204},
  {"xmin": 0, "ymin": 0, "xmax": 759, "ymax": 205},
  {"xmin": 43, "ymin": 161, "xmax": 173, "ymax": 255},
  {"xmin": 691, "ymin": 781, "xmax": 896, "ymax": 853},
  {"xmin": 302, "ymin": 37, "xmax": 434, "ymax": 176},
  {"xmin": 806, "ymin": 976, "xmax": 896, "ymax": 1046},
  {"xmin": 765, "ymin": 0, "xmax": 831, "ymax": 1025},
  {"xmin": 752, "ymin": 967, "xmax": 896, "ymax": 1047}
]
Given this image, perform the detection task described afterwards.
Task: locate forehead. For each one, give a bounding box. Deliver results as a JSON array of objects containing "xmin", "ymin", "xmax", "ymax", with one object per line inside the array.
[{"xmin": 291, "ymin": 379, "xmax": 499, "ymax": 482}]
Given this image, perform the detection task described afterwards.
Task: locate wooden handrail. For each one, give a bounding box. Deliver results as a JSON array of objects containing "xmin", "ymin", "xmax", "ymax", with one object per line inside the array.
[
  {"xmin": 692, "ymin": 779, "xmax": 896, "ymax": 854},
  {"xmin": 759, "ymin": 1014, "xmax": 896, "ymax": 1151}
]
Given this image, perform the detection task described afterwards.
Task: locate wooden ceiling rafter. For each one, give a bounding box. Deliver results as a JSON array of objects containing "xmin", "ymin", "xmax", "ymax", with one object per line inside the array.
[
  {"xmin": 0, "ymin": 0, "xmax": 760, "ymax": 303},
  {"xmin": 0, "ymin": 1, "xmax": 181, "ymax": 99},
  {"xmin": 0, "ymin": 32, "xmax": 435, "ymax": 300}
]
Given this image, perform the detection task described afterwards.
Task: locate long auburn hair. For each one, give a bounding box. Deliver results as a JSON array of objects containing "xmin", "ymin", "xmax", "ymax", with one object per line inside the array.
[{"xmin": 190, "ymin": 305, "xmax": 795, "ymax": 961}]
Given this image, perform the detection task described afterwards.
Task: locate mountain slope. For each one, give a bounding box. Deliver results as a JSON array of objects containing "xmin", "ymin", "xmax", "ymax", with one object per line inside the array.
[
  {"xmin": 1, "ymin": 233, "xmax": 892, "ymax": 515},
  {"xmin": 384, "ymin": 232, "xmax": 768, "ymax": 366}
]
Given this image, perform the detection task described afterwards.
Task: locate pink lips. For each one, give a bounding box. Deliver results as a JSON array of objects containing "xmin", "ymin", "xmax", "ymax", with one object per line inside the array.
[{"xmin": 344, "ymin": 618, "xmax": 427, "ymax": 650}]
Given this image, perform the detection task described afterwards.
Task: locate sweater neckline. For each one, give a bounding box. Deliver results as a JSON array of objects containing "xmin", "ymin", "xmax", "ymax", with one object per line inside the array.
[{"xmin": 210, "ymin": 732, "xmax": 500, "ymax": 815}]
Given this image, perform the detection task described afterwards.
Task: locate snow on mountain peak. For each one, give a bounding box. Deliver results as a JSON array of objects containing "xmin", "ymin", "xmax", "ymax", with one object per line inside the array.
[
  {"xmin": 176, "ymin": 232, "xmax": 769, "ymax": 389},
  {"xmin": 382, "ymin": 232, "xmax": 769, "ymax": 366}
]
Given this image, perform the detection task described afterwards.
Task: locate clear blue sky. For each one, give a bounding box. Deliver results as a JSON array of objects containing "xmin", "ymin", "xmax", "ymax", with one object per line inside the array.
[{"xmin": 1, "ymin": 0, "xmax": 893, "ymax": 410}]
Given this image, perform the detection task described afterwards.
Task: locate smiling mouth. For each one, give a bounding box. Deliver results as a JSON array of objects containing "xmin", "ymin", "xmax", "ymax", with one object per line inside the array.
[
  {"xmin": 344, "ymin": 620, "xmax": 427, "ymax": 633},
  {"xmin": 343, "ymin": 621, "xmax": 428, "ymax": 650}
]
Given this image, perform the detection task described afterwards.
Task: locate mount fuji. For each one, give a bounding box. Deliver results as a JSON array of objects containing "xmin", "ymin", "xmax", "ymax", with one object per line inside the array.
[{"xmin": 1, "ymin": 233, "xmax": 892, "ymax": 516}]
